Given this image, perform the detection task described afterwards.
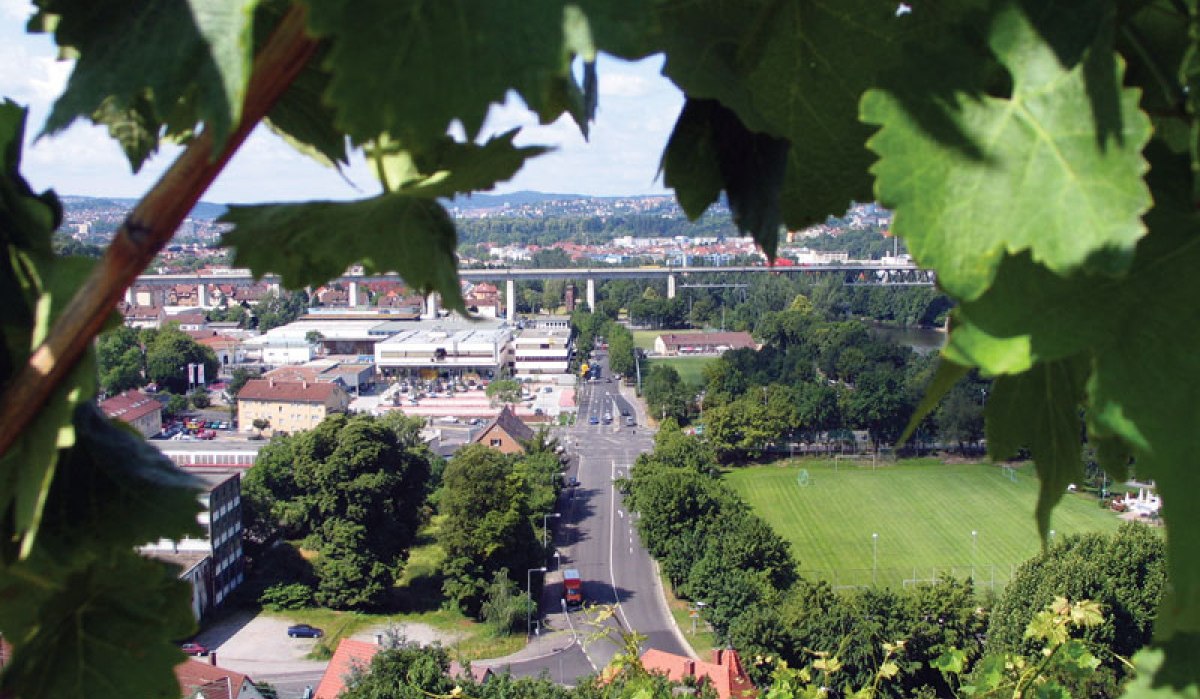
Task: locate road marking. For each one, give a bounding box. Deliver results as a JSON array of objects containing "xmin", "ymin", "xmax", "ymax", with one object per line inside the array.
[{"xmin": 608, "ymin": 459, "xmax": 631, "ymax": 630}]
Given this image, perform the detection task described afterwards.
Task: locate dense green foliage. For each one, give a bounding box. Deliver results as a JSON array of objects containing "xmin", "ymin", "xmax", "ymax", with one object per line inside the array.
[
  {"xmin": 437, "ymin": 444, "xmax": 556, "ymax": 618},
  {"xmin": 97, "ymin": 323, "xmax": 220, "ymax": 395},
  {"xmin": 4, "ymin": 0, "xmax": 1200, "ymax": 694},
  {"xmin": 242, "ymin": 412, "xmax": 435, "ymax": 609},
  {"xmin": 986, "ymin": 524, "xmax": 1165, "ymax": 695}
]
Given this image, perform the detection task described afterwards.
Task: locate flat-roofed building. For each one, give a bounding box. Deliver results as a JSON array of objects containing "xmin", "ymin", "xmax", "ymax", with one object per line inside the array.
[
  {"xmin": 237, "ymin": 378, "xmax": 350, "ymax": 435},
  {"xmin": 142, "ymin": 472, "xmax": 245, "ymax": 617},
  {"xmin": 374, "ymin": 319, "xmax": 513, "ymax": 381},
  {"xmin": 512, "ymin": 327, "xmax": 572, "ymax": 377}
]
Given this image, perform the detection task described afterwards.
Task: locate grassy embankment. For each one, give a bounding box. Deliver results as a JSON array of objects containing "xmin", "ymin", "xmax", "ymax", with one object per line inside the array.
[
  {"xmin": 264, "ymin": 516, "xmax": 525, "ymax": 661},
  {"xmin": 725, "ymin": 459, "xmax": 1123, "ymax": 593}
]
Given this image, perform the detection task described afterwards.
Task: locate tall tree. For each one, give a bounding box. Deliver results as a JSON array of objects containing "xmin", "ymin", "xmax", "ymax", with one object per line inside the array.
[
  {"xmin": 439, "ymin": 445, "xmax": 538, "ymax": 617},
  {"xmin": 144, "ymin": 326, "xmax": 219, "ymax": 394}
]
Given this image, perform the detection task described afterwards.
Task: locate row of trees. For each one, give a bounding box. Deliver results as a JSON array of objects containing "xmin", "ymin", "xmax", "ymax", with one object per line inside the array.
[
  {"xmin": 242, "ymin": 412, "xmax": 436, "ymax": 609},
  {"xmin": 636, "ymin": 298, "xmax": 990, "ymax": 460},
  {"xmin": 624, "ymin": 425, "xmax": 1166, "ymax": 697}
]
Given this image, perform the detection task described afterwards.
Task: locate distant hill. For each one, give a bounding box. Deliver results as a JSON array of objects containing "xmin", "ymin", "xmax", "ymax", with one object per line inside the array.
[
  {"xmin": 450, "ymin": 190, "xmax": 589, "ymax": 209},
  {"xmin": 61, "ymin": 195, "xmax": 227, "ymax": 221}
]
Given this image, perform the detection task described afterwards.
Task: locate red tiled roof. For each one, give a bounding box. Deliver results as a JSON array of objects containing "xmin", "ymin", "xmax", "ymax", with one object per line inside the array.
[
  {"xmin": 175, "ymin": 658, "xmax": 255, "ymax": 699},
  {"xmin": 100, "ymin": 390, "xmax": 162, "ymax": 424},
  {"xmin": 315, "ymin": 639, "xmax": 380, "ymax": 699},
  {"xmin": 640, "ymin": 649, "xmax": 756, "ymax": 699},
  {"xmin": 237, "ymin": 379, "xmax": 344, "ymax": 403},
  {"xmin": 471, "ymin": 405, "xmax": 534, "ymax": 447}
]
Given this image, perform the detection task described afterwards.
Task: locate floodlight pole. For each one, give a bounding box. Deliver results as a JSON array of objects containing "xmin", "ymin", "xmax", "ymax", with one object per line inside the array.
[
  {"xmin": 872, "ymin": 532, "xmax": 879, "ymax": 585},
  {"xmin": 971, "ymin": 530, "xmax": 978, "ymax": 579}
]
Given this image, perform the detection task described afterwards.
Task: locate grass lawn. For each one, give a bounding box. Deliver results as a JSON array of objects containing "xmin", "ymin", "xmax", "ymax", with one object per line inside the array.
[
  {"xmin": 261, "ymin": 516, "xmax": 524, "ymax": 662},
  {"xmin": 648, "ymin": 356, "xmax": 715, "ymax": 388},
  {"xmin": 724, "ymin": 459, "xmax": 1124, "ymax": 592},
  {"xmin": 659, "ymin": 571, "xmax": 717, "ymax": 658}
]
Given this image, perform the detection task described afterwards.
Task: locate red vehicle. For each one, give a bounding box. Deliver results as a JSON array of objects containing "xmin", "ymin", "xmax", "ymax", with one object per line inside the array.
[{"xmin": 563, "ymin": 568, "xmax": 583, "ymax": 607}]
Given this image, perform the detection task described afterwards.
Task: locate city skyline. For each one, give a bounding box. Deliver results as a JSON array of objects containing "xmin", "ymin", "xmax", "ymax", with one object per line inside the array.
[{"xmin": 0, "ymin": 0, "xmax": 685, "ymax": 204}]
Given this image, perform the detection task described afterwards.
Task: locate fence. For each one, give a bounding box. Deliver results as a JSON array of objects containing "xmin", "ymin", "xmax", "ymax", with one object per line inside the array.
[{"xmin": 798, "ymin": 564, "xmax": 1019, "ymax": 595}]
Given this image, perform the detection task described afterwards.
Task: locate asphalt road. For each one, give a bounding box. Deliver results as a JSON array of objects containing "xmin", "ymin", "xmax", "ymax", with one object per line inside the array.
[{"xmin": 493, "ymin": 352, "xmax": 690, "ymax": 683}]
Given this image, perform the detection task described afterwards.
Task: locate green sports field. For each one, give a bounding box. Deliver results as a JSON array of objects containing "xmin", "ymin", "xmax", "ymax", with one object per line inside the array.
[
  {"xmin": 724, "ymin": 460, "xmax": 1124, "ymax": 591},
  {"xmin": 648, "ymin": 356, "xmax": 715, "ymax": 387}
]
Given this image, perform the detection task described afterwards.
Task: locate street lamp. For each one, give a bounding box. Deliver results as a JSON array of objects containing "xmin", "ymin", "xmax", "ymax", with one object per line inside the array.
[
  {"xmin": 542, "ymin": 512, "xmax": 561, "ymax": 548},
  {"xmin": 872, "ymin": 532, "xmax": 879, "ymax": 585},
  {"xmin": 527, "ymin": 566, "xmax": 547, "ymax": 637},
  {"xmin": 971, "ymin": 530, "xmax": 978, "ymax": 579}
]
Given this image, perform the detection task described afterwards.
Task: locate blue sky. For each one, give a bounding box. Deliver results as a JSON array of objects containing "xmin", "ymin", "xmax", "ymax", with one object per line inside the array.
[{"xmin": 0, "ymin": 0, "xmax": 685, "ymax": 203}]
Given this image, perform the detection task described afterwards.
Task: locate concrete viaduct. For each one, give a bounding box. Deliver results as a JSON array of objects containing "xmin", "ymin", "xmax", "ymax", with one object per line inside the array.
[{"xmin": 132, "ymin": 262, "xmax": 934, "ymax": 324}]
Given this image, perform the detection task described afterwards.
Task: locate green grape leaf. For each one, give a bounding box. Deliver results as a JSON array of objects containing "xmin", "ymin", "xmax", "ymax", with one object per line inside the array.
[
  {"xmin": 0, "ymin": 551, "xmax": 197, "ymax": 699},
  {"xmin": 984, "ymin": 356, "xmax": 1088, "ymax": 542},
  {"xmin": 862, "ymin": 0, "xmax": 1152, "ymax": 301},
  {"xmin": 7, "ymin": 255, "xmax": 102, "ymax": 555},
  {"xmin": 306, "ymin": 0, "xmax": 569, "ymax": 147},
  {"xmin": 32, "ymin": 0, "xmax": 258, "ymax": 169},
  {"xmin": 936, "ymin": 144, "xmax": 1200, "ymax": 669},
  {"xmin": 93, "ymin": 95, "xmax": 160, "ymax": 173},
  {"xmin": 899, "ymin": 358, "xmax": 969, "ymax": 446},
  {"xmin": 660, "ymin": 98, "xmax": 788, "ymax": 256},
  {"xmin": 221, "ymin": 195, "xmax": 464, "ymax": 312},
  {"xmin": 401, "ymin": 131, "xmax": 550, "ymax": 198},
  {"xmin": 661, "ymin": 99, "xmax": 727, "ymax": 220},
  {"xmin": 1123, "ymin": 647, "xmax": 1200, "ymax": 698},
  {"xmin": 747, "ymin": 1, "xmax": 911, "ymax": 229},
  {"xmin": 254, "ymin": 0, "xmax": 348, "ymax": 168},
  {"xmin": 37, "ymin": 404, "xmax": 204, "ymax": 556}
]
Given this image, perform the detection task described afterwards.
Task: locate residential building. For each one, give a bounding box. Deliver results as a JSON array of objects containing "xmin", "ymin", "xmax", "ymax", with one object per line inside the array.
[
  {"xmin": 237, "ymin": 378, "xmax": 350, "ymax": 435},
  {"xmin": 314, "ymin": 639, "xmax": 381, "ymax": 699},
  {"xmin": 176, "ymin": 657, "xmax": 265, "ymax": 699},
  {"xmin": 100, "ymin": 390, "xmax": 163, "ymax": 439},
  {"xmin": 654, "ymin": 331, "xmax": 758, "ymax": 356},
  {"xmin": 470, "ymin": 405, "xmax": 535, "ymax": 455},
  {"xmin": 639, "ymin": 649, "xmax": 756, "ymax": 699}
]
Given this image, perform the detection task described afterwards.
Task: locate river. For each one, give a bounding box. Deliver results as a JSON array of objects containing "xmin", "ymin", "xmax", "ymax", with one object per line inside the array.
[{"xmin": 870, "ymin": 324, "xmax": 946, "ymax": 354}]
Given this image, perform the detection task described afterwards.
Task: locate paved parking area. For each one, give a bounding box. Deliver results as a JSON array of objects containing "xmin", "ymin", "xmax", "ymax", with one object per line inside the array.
[{"xmin": 196, "ymin": 611, "xmax": 327, "ymax": 676}]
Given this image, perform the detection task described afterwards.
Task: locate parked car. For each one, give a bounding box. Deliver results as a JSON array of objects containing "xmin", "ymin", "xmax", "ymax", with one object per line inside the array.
[
  {"xmin": 625, "ymin": 416, "xmax": 636, "ymax": 426},
  {"xmin": 180, "ymin": 642, "xmax": 208, "ymax": 656},
  {"xmin": 588, "ymin": 415, "xmax": 599, "ymax": 425},
  {"xmin": 567, "ymin": 477, "xmax": 580, "ymax": 488},
  {"xmin": 287, "ymin": 624, "xmax": 324, "ymax": 638}
]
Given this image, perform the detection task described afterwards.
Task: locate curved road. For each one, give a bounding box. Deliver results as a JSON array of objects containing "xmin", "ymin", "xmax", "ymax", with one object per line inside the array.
[{"xmin": 493, "ymin": 352, "xmax": 691, "ymax": 682}]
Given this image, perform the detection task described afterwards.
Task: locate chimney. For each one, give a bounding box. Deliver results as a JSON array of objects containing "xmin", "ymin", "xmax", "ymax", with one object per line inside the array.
[
  {"xmin": 302, "ymin": 379, "xmax": 308, "ymax": 389},
  {"xmin": 375, "ymin": 633, "xmax": 384, "ymax": 646},
  {"xmin": 209, "ymin": 651, "xmax": 217, "ymax": 666},
  {"xmin": 269, "ymin": 377, "xmax": 275, "ymax": 387},
  {"xmin": 685, "ymin": 660, "xmax": 695, "ymax": 677}
]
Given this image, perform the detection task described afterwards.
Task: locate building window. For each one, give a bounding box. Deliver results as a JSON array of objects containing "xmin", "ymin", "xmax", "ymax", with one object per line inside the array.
[{"xmin": 490, "ymin": 438, "xmax": 502, "ymax": 447}]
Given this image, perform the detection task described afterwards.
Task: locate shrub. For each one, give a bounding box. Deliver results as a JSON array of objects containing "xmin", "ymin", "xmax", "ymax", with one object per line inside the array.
[{"xmin": 259, "ymin": 582, "xmax": 314, "ymax": 611}]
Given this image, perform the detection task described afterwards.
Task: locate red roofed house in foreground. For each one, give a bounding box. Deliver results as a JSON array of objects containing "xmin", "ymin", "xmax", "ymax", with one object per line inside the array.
[
  {"xmin": 640, "ymin": 648, "xmax": 756, "ymax": 699},
  {"xmin": 315, "ymin": 638, "xmax": 380, "ymax": 699},
  {"xmin": 175, "ymin": 656, "xmax": 265, "ymax": 699}
]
